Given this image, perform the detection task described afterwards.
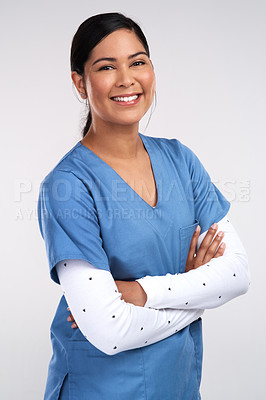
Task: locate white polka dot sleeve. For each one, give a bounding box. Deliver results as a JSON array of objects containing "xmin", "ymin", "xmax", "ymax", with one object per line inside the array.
[
  {"xmin": 136, "ymin": 215, "xmax": 251, "ymax": 310},
  {"xmin": 56, "ymin": 260, "xmax": 203, "ymax": 356}
]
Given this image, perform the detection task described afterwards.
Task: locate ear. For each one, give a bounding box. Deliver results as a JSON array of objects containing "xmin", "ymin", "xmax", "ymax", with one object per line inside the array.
[{"xmin": 71, "ymin": 71, "xmax": 87, "ymax": 98}]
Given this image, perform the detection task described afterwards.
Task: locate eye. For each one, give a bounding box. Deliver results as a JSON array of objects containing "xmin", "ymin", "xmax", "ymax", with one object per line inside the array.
[
  {"xmin": 98, "ymin": 65, "xmax": 114, "ymax": 71},
  {"xmin": 131, "ymin": 60, "xmax": 146, "ymax": 67}
]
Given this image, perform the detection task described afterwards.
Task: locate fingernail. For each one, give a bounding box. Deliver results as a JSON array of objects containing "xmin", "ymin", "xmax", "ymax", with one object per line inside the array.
[
  {"xmin": 67, "ymin": 316, "xmax": 71, "ymax": 321},
  {"xmin": 196, "ymin": 225, "xmax": 201, "ymax": 232},
  {"xmin": 218, "ymin": 231, "xmax": 224, "ymax": 237},
  {"xmin": 67, "ymin": 307, "xmax": 70, "ymax": 311},
  {"xmin": 211, "ymin": 223, "xmax": 218, "ymax": 229},
  {"xmin": 71, "ymin": 323, "xmax": 77, "ymax": 328},
  {"xmin": 220, "ymin": 242, "xmax": 225, "ymax": 248}
]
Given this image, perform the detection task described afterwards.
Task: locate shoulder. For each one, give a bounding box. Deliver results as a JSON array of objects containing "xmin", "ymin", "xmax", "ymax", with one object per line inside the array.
[
  {"xmin": 140, "ymin": 133, "xmax": 199, "ymax": 164},
  {"xmin": 140, "ymin": 132, "xmax": 181, "ymax": 149},
  {"xmin": 39, "ymin": 141, "xmax": 86, "ymax": 189}
]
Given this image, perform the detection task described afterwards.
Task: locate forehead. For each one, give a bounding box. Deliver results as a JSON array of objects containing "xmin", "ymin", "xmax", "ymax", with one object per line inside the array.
[{"xmin": 89, "ymin": 29, "xmax": 146, "ymax": 60}]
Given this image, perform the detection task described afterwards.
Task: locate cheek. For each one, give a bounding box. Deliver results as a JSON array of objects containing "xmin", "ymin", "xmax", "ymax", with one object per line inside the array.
[
  {"xmin": 141, "ymin": 70, "xmax": 156, "ymax": 95},
  {"xmin": 87, "ymin": 76, "xmax": 112, "ymax": 104}
]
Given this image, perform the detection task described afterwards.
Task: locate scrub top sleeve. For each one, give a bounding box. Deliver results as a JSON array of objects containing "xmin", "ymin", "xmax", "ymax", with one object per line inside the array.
[
  {"xmin": 37, "ymin": 169, "xmax": 110, "ymax": 284},
  {"xmin": 180, "ymin": 142, "xmax": 231, "ymax": 233}
]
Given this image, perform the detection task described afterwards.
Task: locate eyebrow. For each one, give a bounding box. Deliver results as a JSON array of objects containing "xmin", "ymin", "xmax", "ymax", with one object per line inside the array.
[{"xmin": 92, "ymin": 51, "xmax": 149, "ymax": 66}]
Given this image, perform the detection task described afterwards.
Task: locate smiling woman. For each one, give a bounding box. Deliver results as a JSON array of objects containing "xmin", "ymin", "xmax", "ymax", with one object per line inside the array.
[
  {"xmin": 70, "ymin": 13, "xmax": 155, "ymax": 138},
  {"xmin": 72, "ymin": 29, "xmax": 156, "ymax": 135},
  {"xmin": 37, "ymin": 12, "xmax": 250, "ymax": 400}
]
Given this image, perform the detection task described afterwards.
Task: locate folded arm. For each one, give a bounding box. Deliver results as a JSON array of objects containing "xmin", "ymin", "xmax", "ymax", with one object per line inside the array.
[
  {"xmin": 136, "ymin": 215, "xmax": 250, "ymax": 310},
  {"xmin": 56, "ymin": 259, "xmax": 203, "ymax": 356}
]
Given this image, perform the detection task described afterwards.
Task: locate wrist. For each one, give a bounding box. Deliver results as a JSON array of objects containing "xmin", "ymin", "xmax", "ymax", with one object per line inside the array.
[{"xmin": 135, "ymin": 281, "xmax": 148, "ymax": 307}]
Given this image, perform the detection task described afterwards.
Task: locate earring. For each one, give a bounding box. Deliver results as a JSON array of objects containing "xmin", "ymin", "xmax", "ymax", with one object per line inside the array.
[{"xmin": 80, "ymin": 92, "xmax": 86, "ymax": 98}]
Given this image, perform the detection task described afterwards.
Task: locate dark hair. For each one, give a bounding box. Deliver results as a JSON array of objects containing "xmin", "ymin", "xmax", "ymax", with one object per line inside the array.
[{"xmin": 70, "ymin": 12, "xmax": 151, "ymax": 138}]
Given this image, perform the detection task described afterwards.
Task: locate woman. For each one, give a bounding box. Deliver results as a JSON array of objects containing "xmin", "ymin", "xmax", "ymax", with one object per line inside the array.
[{"xmin": 37, "ymin": 12, "xmax": 250, "ymax": 400}]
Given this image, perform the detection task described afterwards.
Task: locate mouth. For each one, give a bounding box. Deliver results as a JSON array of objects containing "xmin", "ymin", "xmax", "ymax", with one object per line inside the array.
[{"xmin": 110, "ymin": 93, "xmax": 142, "ymax": 105}]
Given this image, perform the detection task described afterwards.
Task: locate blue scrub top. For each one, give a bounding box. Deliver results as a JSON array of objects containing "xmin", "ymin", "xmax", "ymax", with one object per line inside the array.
[{"xmin": 38, "ymin": 133, "xmax": 230, "ymax": 400}]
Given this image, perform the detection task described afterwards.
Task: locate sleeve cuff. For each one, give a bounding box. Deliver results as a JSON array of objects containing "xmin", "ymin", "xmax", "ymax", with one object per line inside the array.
[{"xmin": 136, "ymin": 276, "xmax": 160, "ymax": 309}]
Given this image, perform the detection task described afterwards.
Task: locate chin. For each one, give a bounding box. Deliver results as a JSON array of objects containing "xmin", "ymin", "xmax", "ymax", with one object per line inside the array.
[{"xmin": 121, "ymin": 111, "xmax": 149, "ymax": 123}]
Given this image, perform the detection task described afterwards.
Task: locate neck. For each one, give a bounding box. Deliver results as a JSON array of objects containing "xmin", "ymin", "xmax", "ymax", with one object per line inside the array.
[{"xmin": 82, "ymin": 120, "xmax": 143, "ymax": 160}]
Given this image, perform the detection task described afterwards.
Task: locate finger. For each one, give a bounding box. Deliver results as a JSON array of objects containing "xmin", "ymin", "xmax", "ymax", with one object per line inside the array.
[
  {"xmin": 186, "ymin": 225, "xmax": 201, "ymax": 266},
  {"xmin": 196, "ymin": 223, "xmax": 218, "ymax": 263},
  {"xmin": 213, "ymin": 242, "xmax": 226, "ymax": 258},
  {"xmin": 202, "ymin": 231, "xmax": 224, "ymax": 263},
  {"xmin": 71, "ymin": 322, "xmax": 78, "ymax": 329},
  {"xmin": 67, "ymin": 313, "xmax": 74, "ymax": 322}
]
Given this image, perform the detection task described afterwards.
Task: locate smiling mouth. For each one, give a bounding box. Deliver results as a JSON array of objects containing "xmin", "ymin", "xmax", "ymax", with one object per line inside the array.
[{"xmin": 111, "ymin": 94, "xmax": 142, "ymax": 103}]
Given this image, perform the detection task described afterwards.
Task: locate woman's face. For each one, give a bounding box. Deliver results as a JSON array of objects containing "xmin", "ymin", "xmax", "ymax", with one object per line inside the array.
[{"xmin": 77, "ymin": 29, "xmax": 156, "ymax": 128}]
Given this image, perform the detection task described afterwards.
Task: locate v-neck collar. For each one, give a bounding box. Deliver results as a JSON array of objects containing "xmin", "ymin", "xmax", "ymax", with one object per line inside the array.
[{"xmin": 77, "ymin": 132, "xmax": 161, "ymax": 211}]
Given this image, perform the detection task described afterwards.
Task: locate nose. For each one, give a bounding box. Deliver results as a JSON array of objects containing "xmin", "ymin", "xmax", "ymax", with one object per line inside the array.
[{"xmin": 115, "ymin": 67, "xmax": 135, "ymax": 88}]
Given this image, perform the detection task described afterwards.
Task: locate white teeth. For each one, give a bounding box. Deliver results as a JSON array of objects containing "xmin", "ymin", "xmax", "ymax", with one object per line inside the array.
[{"xmin": 113, "ymin": 95, "xmax": 139, "ymax": 102}]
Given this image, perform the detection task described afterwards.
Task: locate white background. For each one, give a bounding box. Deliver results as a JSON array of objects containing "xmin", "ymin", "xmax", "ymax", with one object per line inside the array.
[{"xmin": 1, "ymin": 0, "xmax": 265, "ymax": 398}]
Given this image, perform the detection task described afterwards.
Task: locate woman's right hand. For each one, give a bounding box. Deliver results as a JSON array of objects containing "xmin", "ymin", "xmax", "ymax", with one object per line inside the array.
[{"xmin": 185, "ymin": 223, "xmax": 226, "ymax": 272}]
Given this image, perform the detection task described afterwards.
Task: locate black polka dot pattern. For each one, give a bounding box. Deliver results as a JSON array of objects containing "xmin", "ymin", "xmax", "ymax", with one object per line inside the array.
[{"xmin": 59, "ymin": 219, "xmax": 247, "ymax": 356}]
